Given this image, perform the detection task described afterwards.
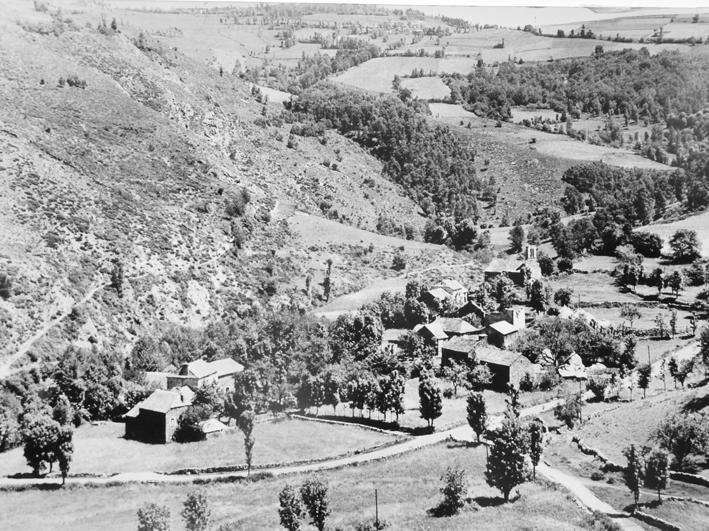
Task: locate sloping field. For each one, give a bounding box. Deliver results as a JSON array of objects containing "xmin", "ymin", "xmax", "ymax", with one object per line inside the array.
[
  {"xmin": 400, "ymin": 76, "xmax": 450, "ymax": 100},
  {"xmin": 638, "ymin": 210, "xmax": 709, "ymax": 258}
]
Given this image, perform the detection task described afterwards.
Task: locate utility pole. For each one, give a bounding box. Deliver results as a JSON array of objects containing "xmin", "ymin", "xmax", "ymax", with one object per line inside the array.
[
  {"xmin": 648, "ymin": 344, "xmax": 651, "ymax": 366},
  {"xmin": 375, "ymin": 488, "xmax": 379, "ymax": 529}
]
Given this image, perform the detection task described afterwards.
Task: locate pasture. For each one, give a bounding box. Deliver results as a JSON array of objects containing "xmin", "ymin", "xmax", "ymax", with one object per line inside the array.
[
  {"xmin": 400, "ymin": 76, "xmax": 450, "ymax": 100},
  {"xmin": 0, "ymin": 418, "xmax": 397, "ymax": 477},
  {"xmin": 0, "ymin": 443, "xmax": 601, "ymax": 531},
  {"xmin": 637, "ymin": 210, "xmax": 709, "ymax": 259}
]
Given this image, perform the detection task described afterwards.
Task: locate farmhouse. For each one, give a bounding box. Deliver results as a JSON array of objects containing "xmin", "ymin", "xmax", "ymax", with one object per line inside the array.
[
  {"xmin": 430, "ymin": 317, "xmax": 480, "ymax": 337},
  {"xmin": 474, "ymin": 345, "xmax": 535, "ymax": 391},
  {"xmin": 165, "ymin": 358, "xmax": 244, "ymax": 392},
  {"xmin": 484, "ymin": 246, "xmax": 541, "ymax": 286},
  {"xmin": 429, "ymin": 278, "xmax": 468, "ymax": 307},
  {"xmin": 486, "ymin": 320, "xmax": 520, "ymax": 348},
  {"xmin": 124, "ymin": 386, "xmax": 194, "ymax": 444},
  {"xmin": 414, "ymin": 321, "xmax": 448, "ymax": 357},
  {"xmin": 440, "ymin": 335, "xmax": 482, "ymax": 366},
  {"xmin": 381, "ymin": 328, "xmax": 409, "ymax": 350}
]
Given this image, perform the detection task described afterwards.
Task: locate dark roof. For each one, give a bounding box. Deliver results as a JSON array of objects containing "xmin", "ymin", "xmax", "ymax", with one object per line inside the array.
[
  {"xmin": 475, "ymin": 345, "xmax": 527, "ymax": 367},
  {"xmin": 433, "ymin": 317, "xmax": 477, "ymax": 335},
  {"xmin": 442, "ymin": 336, "xmax": 482, "ymax": 354}
]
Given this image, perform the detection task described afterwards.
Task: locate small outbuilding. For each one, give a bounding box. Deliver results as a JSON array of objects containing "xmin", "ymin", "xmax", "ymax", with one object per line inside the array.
[{"xmin": 474, "ymin": 345, "xmax": 534, "ymax": 391}]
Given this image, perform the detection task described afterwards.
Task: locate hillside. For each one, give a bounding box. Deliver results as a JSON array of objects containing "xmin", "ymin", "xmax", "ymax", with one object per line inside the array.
[{"xmin": 0, "ymin": 1, "xmax": 453, "ymax": 369}]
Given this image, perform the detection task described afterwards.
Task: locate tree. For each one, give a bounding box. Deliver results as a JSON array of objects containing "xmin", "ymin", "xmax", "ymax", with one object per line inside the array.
[
  {"xmin": 278, "ymin": 484, "xmax": 305, "ymax": 531},
  {"xmin": 620, "ymin": 304, "xmax": 641, "ymax": 330},
  {"xmin": 653, "ymin": 413, "xmax": 708, "ymax": 471},
  {"xmin": 466, "ymin": 393, "xmax": 487, "ymax": 443},
  {"xmin": 493, "ymin": 274, "xmax": 514, "ymax": 310},
  {"xmin": 675, "ymin": 359, "xmax": 694, "ymax": 389},
  {"xmin": 418, "ymin": 373, "xmax": 443, "ymax": 429},
  {"xmin": 137, "ymin": 503, "xmax": 171, "ymax": 531},
  {"xmin": 669, "ymin": 309, "xmax": 678, "ymax": 338},
  {"xmin": 667, "ymin": 270, "xmax": 684, "ymax": 297},
  {"xmin": 528, "ymin": 421, "xmax": 544, "ymax": 480},
  {"xmin": 509, "ymin": 225, "xmax": 526, "ymax": 253},
  {"xmin": 655, "ymin": 313, "xmax": 667, "ymax": 339},
  {"xmin": 649, "ymin": 268, "xmax": 664, "ymax": 296},
  {"xmin": 22, "ymin": 415, "xmax": 60, "ymax": 476},
  {"xmin": 300, "ymin": 477, "xmax": 330, "ymax": 531},
  {"xmin": 554, "ymin": 393, "xmax": 583, "ymax": 428},
  {"xmin": 182, "ymin": 491, "xmax": 211, "ymax": 531},
  {"xmin": 442, "ymin": 360, "xmax": 468, "ymax": 397},
  {"xmin": 669, "ymin": 229, "xmax": 701, "ymax": 263},
  {"xmin": 553, "ymin": 287, "xmax": 573, "ymax": 307},
  {"xmin": 701, "ymin": 326, "xmax": 709, "ymax": 375},
  {"xmin": 174, "ymin": 405, "xmax": 209, "ymax": 442},
  {"xmin": 644, "ymin": 448, "xmax": 670, "ymax": 503},
  {"xmin": 485, "ymin": 415, "xmax": 529, "ymax": 502},
  {"xmin": 111, "ymin": 259, "xmax": 124, "ymax": 297},
  {"xmin": 237, "ymin": 410, "xmax": 256, "ymax": 476},
  {"xmin": 537, "ymin": 254, "xmax": 555, "ymax": 276},
  {"xmin": 439, "ymin": 467, "xmax": 467, "ymax": 515},
  {"xmin": 468, "ymin": 363, "xmax": 492, "ymax": 391},
  {"xmin": 55, "ymin": 425, "xmax": 73, "ymax": 485},
  {"xmin": 637, "ymin": 363, "xmax": 651, "ymax": 398},
  {"xmin": 623, "ymin": 444, "xmax": 643, "ymax": 512},
  {"xmin": 668, "ymin": 357, "xmax": 679, "ymax": 388},
  {"xmin": 529, "ymin": 279, "xmax": 551, "ymax": 312}
]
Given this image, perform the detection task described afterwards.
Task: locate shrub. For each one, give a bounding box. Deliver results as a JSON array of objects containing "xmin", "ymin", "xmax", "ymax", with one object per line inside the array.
[
  {"xmin": 392, "ymin": 253, "xmax": 406, "ymax": 271},
  {"xmin": 519, "ymin": 372, "xmax": 535, "ymax": 392},
  {"xmin": 225, "ymin": 188, "xmax": 251, "ymax": 218},
  {"xmin": 137, "ymin": 503, "xmax": 170, "ymax": 531},
  {"xmin": 631, "ymin": 232, "xmax": 663, "ymax": 257},
  {"xmin": 439, "ymin": 467, "xmax": 467, "ymax": 515},
  {"xmin": 0, "ymin": 273, "xmax": 11, "ymax": 299},
  {"xmin": 557, "ymin": 257, "xmax": 574, "ymax": 273}
]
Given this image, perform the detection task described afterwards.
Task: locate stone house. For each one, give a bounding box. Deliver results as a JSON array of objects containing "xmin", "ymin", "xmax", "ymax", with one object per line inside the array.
[{"xmin": 124, "ymin": 386, "xmax": 194, "ymax": 444}]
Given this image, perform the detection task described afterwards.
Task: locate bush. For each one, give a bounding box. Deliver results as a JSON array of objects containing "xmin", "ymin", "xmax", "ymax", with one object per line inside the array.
[
  {"xmin": 392, "ymin": 253, "xmax": 406, "ymax": 271},
  {"xmin": 587, "ymin": 377, "xmax": 608, "ymax": 401},
  {"xmin": 537, "ymin": 370, "xmax": 560, "ymax": 391},
  {"xmin": 173, "ymin": 406, "xmax": 209, "ymax": 442},
  {"xmin": 631, "ymin": 232, "xmax": 663, "ymax": 258},
  {"xmin": 557, "ymin": 257, "xmax": 574, "ymax": 273},
  {"xmin": 538, "ymin": 254, "xmax": 555, "ymax": 276},
  {"xmin": 0, "ymin": 273, "xmax": 11, "ymax": 299},
  {"xmin": 438, "ymin": 467, "xmax": 467, "ymax": 515},
  {"xmin": 519, "ymin": 372, "xmax": 535, "ymax": 392},
  {"xmin": 225, "ymin": 188, "xmax": 251, "ymax": 218}
]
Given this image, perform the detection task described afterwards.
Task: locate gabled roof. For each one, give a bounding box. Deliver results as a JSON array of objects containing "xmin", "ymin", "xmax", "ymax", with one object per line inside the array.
[
  {"xmin": 426, "ymin": 287, "xmax": 451, "ymax": 301},
  {"xmin": 138, "ymin": 388, "xmax": 192, "ymax": 414},
  {"xmin": 488, "ymin": 320, "xmax": 518, "ymax": 336},
  {"xmin": 475, "ymin": 345, "xmax": 527, "ymax": 367},
  {"xmin": 434, "ymin": 279, "xmax": 466, "ymax": 292},
  {"xmin": 414, "ymin": 321, "xmax": 448, "ymax": 340},
  {"xmin": 199, "ymin": 418, "xmax": 228, "ymax": 434},
  {"xmin": 208, "ymin": 358, "xmax": 244, "ymax": 377},
  {"xmin": 181, "ymin": 359, "xmax": 217, "ymax": 379},
  {"xmin": 382, "ymin": 328, "xmax": 409, "ymax": 342},
  {"xmin": 433, "ymin": 317, "xmax": 477, "ymax": 335},
  {"xmin": 442, "ymin": 335, "xmax": 481, "ymax": 354}
]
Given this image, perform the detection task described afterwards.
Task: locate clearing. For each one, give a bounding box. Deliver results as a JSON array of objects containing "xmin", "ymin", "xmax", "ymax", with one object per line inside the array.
[{"xmin": 637, "ymin": 210, "xmax": 709, "ymax": 259}]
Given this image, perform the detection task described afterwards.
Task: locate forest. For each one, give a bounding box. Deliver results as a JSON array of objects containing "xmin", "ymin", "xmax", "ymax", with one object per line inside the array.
[
  {"xmin": 289, "ymin": 83, "xmax": 481, "ymax": 221},
  {"xmin": 445, "ymin": 48, "xmax": 709, "ymax": 123}
]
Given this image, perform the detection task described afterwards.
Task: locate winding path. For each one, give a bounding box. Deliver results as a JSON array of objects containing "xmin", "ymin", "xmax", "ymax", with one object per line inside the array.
[{"xmin": 0, "ymin": 397, "xmax": 564, "ymax": 490}]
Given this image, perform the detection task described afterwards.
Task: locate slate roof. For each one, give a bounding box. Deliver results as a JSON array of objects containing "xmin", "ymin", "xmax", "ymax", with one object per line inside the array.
[
  {"xmin": 433, "ymin": 317, "xmax": 477, "ymax": 335},
  {"xmin": 182, "ymin": 359, "xmax": 217, "ymax": 378},
  {"xmin": 132, "ymin": 387, "xmax": 194, "ymax": 415},
  {"xmin": 475, "ymin": 345, "xmax": 527, "ymax": 367},
  {"xmin": 199, "ymin": 418, "xmax": 228, "ymax": 434},
  {"xmin": 414, "ymin": 321, "xmax": 449, "ymax": 340},
  {"xmin": 426, "ymin": 287, "xmax": 451, "ymax": 301},
  {"xmin": 442, "ymin": 336, "xmax": 481, "ymax": 354},
  {"xmin": 208, "ymin": 358, "xmax": 244, "ymax": 377},
  {"xmin": 488, "ymin": 320, "xmax": 519, "ymax": 336},
  {"xmin": 484, "ymin": 257, "xmax": 524, "ymax": 273},
  {"xmin": 434, "ymin": 279, "xmax": 466, "ymax": 292}
]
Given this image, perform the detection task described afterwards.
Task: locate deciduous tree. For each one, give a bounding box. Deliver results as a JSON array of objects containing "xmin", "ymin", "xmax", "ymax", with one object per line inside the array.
[
  {"xmin": 466, "ymin": 393, "xmax": 487, "ymax": 443},
  {"xmin": 278, "ymin": 484, "xmax": 305, "ymax": 531},
  {"xmin": 182, "ymin": 491, "xmax": 211, "ymax": 531},
  {"xmin": 300, "ymin": 477, "xmax": 330, "ymax": 531},
  {"xmin": 623, "ymin": 444, "xmax": 644, "ymax": 511},
  {"xmin": 644, "ymin": 448, "xmax": 670, "ymax": 502}
]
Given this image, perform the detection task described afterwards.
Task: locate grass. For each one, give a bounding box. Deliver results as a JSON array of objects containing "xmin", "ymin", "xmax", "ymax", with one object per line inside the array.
[
  {"xmin": 638, "ymin": 210, "xmax": 709, "ymax": 259},
  {"xmin": 400, "ymin": 77, "xmax": 450, "ymax": 100},
  {"xmin": 0, "ymin": 418, "xmax": 397, "ymax": 477},
  {"xmin": 0, "ymin": 443, "xmax": 599, "ymax": 531}
]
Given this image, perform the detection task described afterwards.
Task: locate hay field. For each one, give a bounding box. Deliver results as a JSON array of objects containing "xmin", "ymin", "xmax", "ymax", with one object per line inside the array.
[{"xmin": 400, "ymin": 76, "xmax": 450, "ymax": 100}]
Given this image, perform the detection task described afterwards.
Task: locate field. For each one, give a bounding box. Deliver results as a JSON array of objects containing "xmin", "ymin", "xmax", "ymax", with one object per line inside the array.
[
  {"xmin": 637, "ymin": 210, "xmax": 709, "ymax": 259},
  {"xmin": 0, "ymin": 418, "xmax": 398, "ymax": 477},
  {"xmin": 400, "ymin": 76, "xmax": 450, "ymax": 100},
  {"xmin": 0, "ymin": 443, "xmax": 600, "ymax": 531}
]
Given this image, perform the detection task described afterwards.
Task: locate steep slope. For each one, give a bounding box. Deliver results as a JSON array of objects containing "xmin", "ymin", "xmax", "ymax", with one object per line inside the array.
[{"xmin": 0, "ymin": 2, "xmax": 453, "ymax": 369}]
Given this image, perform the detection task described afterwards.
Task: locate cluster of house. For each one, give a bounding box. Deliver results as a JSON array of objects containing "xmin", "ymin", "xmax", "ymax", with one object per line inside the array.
[
  {"xmin": 124, "ymin": 358, "xmax": 244, "ymax": 444},
  {"xmin": 383, "ymin": 246, "xmax": 609, "ymax": 391}
]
